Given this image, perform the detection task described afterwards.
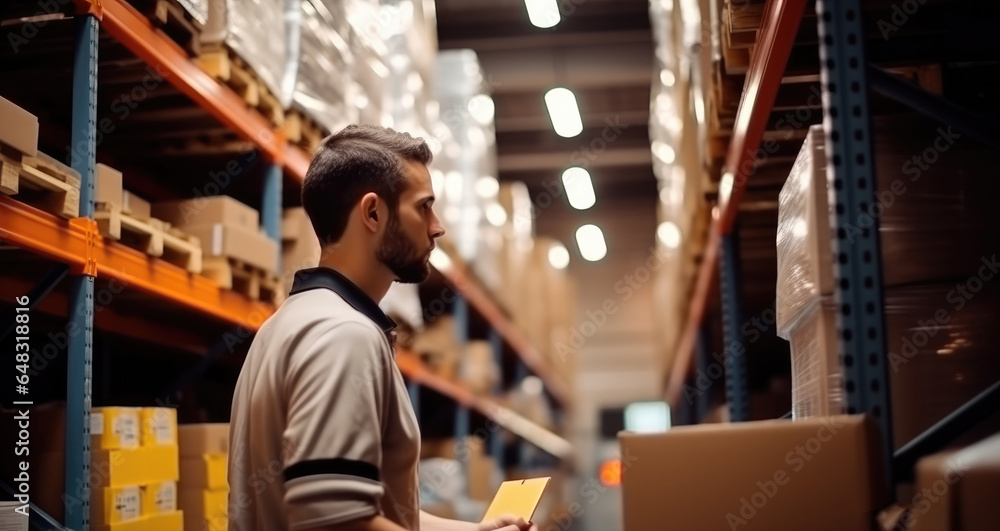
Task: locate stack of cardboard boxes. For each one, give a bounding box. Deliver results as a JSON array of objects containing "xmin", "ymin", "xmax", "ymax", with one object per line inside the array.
[
  {"xmin": 775, "ymin": 118, "xmax": 1000, "ymax": 444},
  {"xmin": 178, "ymin": 423, "xmax": 230, "ymax": 531},
  {"xmin": 90, "ymin": 407, "xmax": 182, "ymax": 531}
]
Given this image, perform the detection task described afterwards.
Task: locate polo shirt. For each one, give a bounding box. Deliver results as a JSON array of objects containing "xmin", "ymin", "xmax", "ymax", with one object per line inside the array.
[{"xmin": 229, "ymin": 267, "xmax": 421, "ymax": 530}]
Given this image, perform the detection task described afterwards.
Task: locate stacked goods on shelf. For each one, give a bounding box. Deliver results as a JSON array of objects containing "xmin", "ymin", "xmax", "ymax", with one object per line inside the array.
[
  {"xmin": 289, "ymin": 0, "xmax": 357, "ymax": 150},
  {"xmin": 281, "ymin": 206, "xmax": 321, "ymax": 284},
  {"xmin": 382, "ymin": 0, "xmax": 438, "ymax": 135},
  {"xmin": 0, "ymin": 95, "xmax": 81, "ymax": 220},
  {"xmin": 648, "ymin": 0, "xmax": 715, "ymax": 372},
  {"xmin": 905, "ymin": 434, "xmax": 1000, "ymax": 531},
  {"xmin": 459, "ymin": 340, "xmax": 500, "ymax": 397},
  {"xmin": 412, "ymin": 315, "xmax": 461, "ymax": 381},
  {"xmin": 178, "ymin": 423, "xmax": 230, "ymax": 531},
  {"xmin": 776, "ymin": 118, "xmax": 1000, "ymax": 445},
  {"xmin": 198, "ymin": 0, "xmax": 298, "ymax": 125},
  {"xmin": 345, "ymin": 0, "xmax": 390, "ymax": 126},
  {"xmin": 418, "ymin": 437, "xmax": 499, "ymax": 520},
  {"xmin": 90, "ymin": 407, "xmax": 183, "ymax": 531},
  {"xmin": 152, "ymin": 196, "xmax": 281, "ymax": 302},
  {"xmin": 95, "ymin": 164, "xmax": 203, "ymax": 273}
]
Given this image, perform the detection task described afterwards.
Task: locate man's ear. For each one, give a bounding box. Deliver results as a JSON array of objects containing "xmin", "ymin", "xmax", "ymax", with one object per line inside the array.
[{"xmin": 359, "ymin": 192, "xmax": 381, "ymax": 233}]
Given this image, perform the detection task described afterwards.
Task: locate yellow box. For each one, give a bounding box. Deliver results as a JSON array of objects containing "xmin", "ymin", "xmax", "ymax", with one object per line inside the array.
[
  {"xmin": 141, "ymin": 408, "xmax": 178, "ymax": 447},
  {"xmin": 142, "ymin": 481, "xmax": 177, "ymax": 516},
  {"xmin": 178, "ymin": 423, "xmax": 229, "ymax": 457},
  {"xmin": 185, "ymin": 515, "xmax": 228, "ymax": 531},
  {"xmin": 92, "ymin": 445, "xmax": 179, "ymax": 489},
  {"xmin": 92, "ymin": 510, "xmax": 183, "ymax": 531},
  {"xmin": 180, "ymin": 454, "xmax": 228, "ymax": 490},
  {"xmin": 90, "ymin": 485, "xmax": 141, "ymax": 525},
  {"xmin": 91, "ymin": 407, "xmax": 141, "ymax": 450},
  {"xmin": 180, "ymin": 488, "xmax": 228, "ymax": 522}
]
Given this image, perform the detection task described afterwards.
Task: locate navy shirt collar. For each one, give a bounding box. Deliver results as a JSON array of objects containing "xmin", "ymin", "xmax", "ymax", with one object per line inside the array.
[{"xmin": 289, "ymin": 267, "xmax": 397, "ymax": 333}]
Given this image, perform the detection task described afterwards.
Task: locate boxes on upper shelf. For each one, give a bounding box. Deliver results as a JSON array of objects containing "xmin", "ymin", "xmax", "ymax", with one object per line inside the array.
[
  {"xmin": 152, "ymin": 195, "xmax": 259, "ymax": 233},
  {"xmin": 141, "ymin": 408, "xmax": 178, "ymax": 447},
  {"xmin": 91, "ymin": 445, "xmax": 180, "ymax": 489},
  {"xmin": 91, "ymin": 485, "xmax": 141, "ymax": 525},
  {"xmin": 908, "ymin": 433, "xmax": 1000, "ymax": 531},
  {"xmin": 91, "ymin": 407, "xmax": 141, "ymax": 450},
  {"xmin": 182, "ymin": 223, "xmax": 279, "ymax": 273},
  {"xmin": 0, "ymin": 95, "xmax": 38, "ymax": 156},
  {"xmin": 180, "ymin": 454, "xmax": 228, "ymax": 491},
  {"xmin": 282, "ymin": 207, "xmax": 321, "ymax": 282},
  {"xmin": 143, "ymin": 481, "xmax": 178, "ymax": 516},
  {"xmin": 179, "ymin": 487, "xmax": 228, "ymax": 531},
  {"xmin": 620, "ymin": 416, "xmax": 888, "ymax": 531},
  {"xmin": 179, "ymin": 423, "xmax": 230, "ymax": 457},
  {"xmin": 122, "ymin": 190, "xmax": 152, "ymax": 221},
  {"xmin": 96, "ymin": 164, "xmax": 124, "ymax": 211},
  {"xmin": 91, "ymin": 511, "xmax": 183, "ymax": 531}
]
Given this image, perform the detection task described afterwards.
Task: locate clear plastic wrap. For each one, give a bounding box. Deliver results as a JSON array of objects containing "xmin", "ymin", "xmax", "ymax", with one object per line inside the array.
[
  {"xmin": 292, "ymin": 0, "xmax": 357, "ymax": 134},
  {"xmin": 788, "ymin": 283, "xmax": 1000, "ymax": 449},
  {"xmin": 776, "ymin": 125, "xmax": 831, "ymax": 338},
  {"xmin": 202, "ymin": 0, "xmax": 297, "ymax": 108},
  {"xmin": 777, "ymin": 114, "xmax": 1000, "ymax": 337}
]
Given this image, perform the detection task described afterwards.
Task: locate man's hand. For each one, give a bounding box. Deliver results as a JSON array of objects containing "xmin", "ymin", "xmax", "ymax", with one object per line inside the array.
[{"xmin": 478, "ymin": 515, "xmax": 537, "ymax": 531}]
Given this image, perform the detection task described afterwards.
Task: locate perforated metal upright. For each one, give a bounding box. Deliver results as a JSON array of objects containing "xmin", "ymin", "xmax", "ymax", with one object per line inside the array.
[
  {"xmin": 452, "ymin": 297, "xmax": 470, "ymax": 458},
  {"xmin": 720, "ymin": 231, "xmax": 749, "ymax": 422},
  {"xmin": 66, "ymin": 11, "xmax": 99, "ymax": 530},
  {"xmin": 262, "ymin": 163, "xmax": 282, "ymax": 270},
  {"xmin": 816, "ymin": 0, "xmax": 894, "ymax": 493}
]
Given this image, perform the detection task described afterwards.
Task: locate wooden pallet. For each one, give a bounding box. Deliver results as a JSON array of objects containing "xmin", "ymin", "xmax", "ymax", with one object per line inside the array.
[
  {"xmin": 197, "ymin": 46, "xmax": 285, "ymax": 126},
  {"xmin": 0, "ymin": 145, "xmax": 81, "ymax": 219},
  {"xmin": 282, "ymin": 110, "xmax": 326, "ymax": 153},
  {"xmin": 130, "ymin": 0, "xmax": 203, "ymax": 56},
  {"xmin": 95, "ymin": 204, "xmax": 203, "ymax": 273},
  {"xmin": 202, "ymin": 256, "xmax": 282, "ymax": 303}
]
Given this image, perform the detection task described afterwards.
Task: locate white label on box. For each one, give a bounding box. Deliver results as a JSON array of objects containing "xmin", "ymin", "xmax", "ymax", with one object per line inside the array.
[
  {"xmin": 114, "ymin": 415, "xmax": 138, "ymax": 447},
  {"xmin": 155, "ymin": 482, "xmax": 177, "ymax": 512},
  {"xmin": 116, "ymin": 487, "xmax": 141, "ymax": 522},
  {"xmin": 91, "ymin": 412, "xmax": 104, "ymax": 435},
  {"xmin": 212, "ymin": 224, "xmax": 223, "ymax": 257},
  {"xmin": 149, "ymin": 412, "xmax": 173, "ymax": 444}
]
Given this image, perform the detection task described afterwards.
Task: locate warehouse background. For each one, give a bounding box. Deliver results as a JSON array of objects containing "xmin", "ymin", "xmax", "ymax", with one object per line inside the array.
[{"xmin": 1, "ymin": 0, "xmax": 1000, "ymax": 530}]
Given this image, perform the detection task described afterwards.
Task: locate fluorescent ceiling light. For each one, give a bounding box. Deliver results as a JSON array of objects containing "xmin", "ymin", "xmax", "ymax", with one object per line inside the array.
[
  {"xmin": 657, "ymin": 221, "xmax": 681, "ymax": 249},
  {"xmin": 475, "ymin": 175, "xmax": 499, "ymax": 198},
  {"xmin": 485, "ymin": 203, "xmax": 508, "ymax": 227},
  {"xmin": 468, "ymin": 94, "xmax": 495, "ymax": 126},
  {"xmin": 544, "ymin": 87, "xmax": 583, "ymax": 138},
  {"xmin": 659, "ymin": 69, "xmax": 675, "ymax": 87},
  {"xmin": 524, "ymin": 0, "xmax": 560, "ymax": 28},
  {"xmin": 575, "ymin": 224, "xmax": 607, "ymax": 262},
  {"xmin": 625, "ymin": 401, "xmax": 672, "ymax": 432},
  {"xmin": 652, "ymin": 140, "xmax": 675, "ymax": 164},
  {"xmin": 429, "ymin": 248, "xmax": 453, "ymax": 271},
  {"xmin": 548, "ymin": 242, "xmax": 570, "ymax": 270},
  {"xmin": 444, "ymin": 170, "xmax": 463, "ymax": 201},
  {"xmin": 562, "ymin": 167, "xmax": 596, "ymax": 210}
]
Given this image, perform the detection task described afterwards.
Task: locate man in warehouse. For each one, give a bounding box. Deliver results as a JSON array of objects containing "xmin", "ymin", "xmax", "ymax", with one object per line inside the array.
[{"xmin": 228, "ymin": 125, "xmax": 535, "ymax": 531}]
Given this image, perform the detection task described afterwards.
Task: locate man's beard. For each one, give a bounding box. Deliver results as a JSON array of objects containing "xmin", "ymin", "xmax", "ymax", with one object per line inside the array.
[{"xmin": 376, "ymin": 214, "xmax": 431, "ymax": 283}]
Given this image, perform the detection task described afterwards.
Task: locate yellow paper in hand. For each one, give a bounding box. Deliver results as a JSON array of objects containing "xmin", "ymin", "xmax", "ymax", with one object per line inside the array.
[{"xmin": 482, "ymin": 477, "xmax": 550, "ymax": 523}]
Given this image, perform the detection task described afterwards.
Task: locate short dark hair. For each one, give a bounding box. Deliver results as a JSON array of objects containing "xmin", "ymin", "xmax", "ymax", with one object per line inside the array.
[{"xmin": 302, "ymin": 125, "xmax": 432, "ymax": 245}]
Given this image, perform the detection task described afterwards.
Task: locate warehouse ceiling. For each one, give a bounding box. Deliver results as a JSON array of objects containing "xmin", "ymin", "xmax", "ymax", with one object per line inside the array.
[{"xmin": 435, "ymin": 0, "xmax": 657, "ymax": 257}]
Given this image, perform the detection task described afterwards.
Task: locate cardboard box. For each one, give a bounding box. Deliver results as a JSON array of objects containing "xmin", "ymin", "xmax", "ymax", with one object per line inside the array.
[
  {"xmin": 92, "ymin": 445, "xmax": 180, "ymax": 488},
  {"xmin": 91, "ymin": 485, "xmax": 142, "ymax": 524},
  {"xmin": 787, "ymin": 300, "xmax": 842, "ymax": 419},
  {"xmin": 619, "ymin": 415, "xmax": 887, "ymax": 531},
  {"xmin": 281, "ymin": 207, "xmax": 321, "ymax": 281},
  {"xmin": 185, "ymin": 515, "xmax": 228, "ymax": 531},
  {"xmin": 92, "ymin": 510, "xmax": 183, "ymax": 531},
  {"xmin": 152, "ymin": 196, "xmax": 259, "ymax": 232},
  {"xmin": 179, "ymin": 488, "xmax": 228, "ymax": 524},
  {"xmin": 122, "ymin": 190, "xmax": 151, "ymax": 221},
  {"xmin": 95, "ymin": 164, "xmax": 124, "ymax": 211},
  {"xmin": 908, "ymin": 434, "xmax": 1000, "ymax": 531},
  {"xmin": 183, "ymin": 223, "xmax": 278, "ymax": 273},
  {"xmin": 0, "ymin": 95, "xmax": 38, "ymax": 156},
  {"xmin": 0, "ymin": 500, "xmax": 28, "ymax": 531},
  {"xmin": 465, "ymin": 438, "xmax": 498, "ymax": 502},
  {"xmin": 91, "ymin": 407, "xmax": 141, "ymax": 450},
  {"xmin": 180, "ymin": 454, "xmax": 228, "ymax": 490},
  {"xmin": 143, "ymin": 481, "xmax": 178, "ymax": 516},
  {"xmin": 179, "ymin": 423, "xmax": 230, "ymax": 457},
  {"xmin": 141, "ymin": 408, "xmax": 178, "ymax": 447}
]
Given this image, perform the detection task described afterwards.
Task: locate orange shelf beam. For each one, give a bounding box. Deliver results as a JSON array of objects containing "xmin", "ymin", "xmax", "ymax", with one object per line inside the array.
[
  {"xmin": 717, "ymin": 0, "xmax": 807, "ymax": 234},
  {"xmin": 0, "ymin": 196, "xmax": 273, "ymax": 330},
  {"xmin": 396, "ymin": 348, "xmax": 573, "ymax": 459},
  {"xmin": 74, "ymin": 0, "xmax": 312, "ymax": 181}
]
